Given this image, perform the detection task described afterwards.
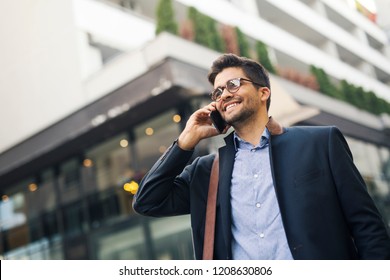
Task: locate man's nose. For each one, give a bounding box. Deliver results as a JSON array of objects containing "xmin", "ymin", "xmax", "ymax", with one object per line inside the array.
[{"xmin": 220, "ymin": 88, "xmax": 233, "ymax": 101}]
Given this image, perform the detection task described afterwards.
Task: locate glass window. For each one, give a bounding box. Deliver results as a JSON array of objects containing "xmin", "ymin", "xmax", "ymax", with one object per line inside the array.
[
  {"xmin": 58, "ymin": 158, "xmax": 82, "ymax": 204},
  {"xmin": 93, "ymin": 215, "xmax": 194, "ymax": 260},
  {"xmin": 2, "ymin": 223, "xmax": 29, "ymax": 253},
  {"xmin": 3, "ymin": 237, "xmax": 63, "ymax": 260},
  {"xmin": 1, "ymin": 176, "xmax": 61, "ymax": 257},
  {"xmin": 135, "ymin": 109, "xmax": 181, "ymax": 172},
  {"xmin": 150, "ymin": 216, "xmax": 194, "ymax": 260},
  {"xmin": 377, "ymin": 146, "xmax": 390, "ymax": 230},
  {"xmin": 29, "ymin": 216, "xmax": 43, "ymax": 242},
  {"xmin": 365, "ymin": 143, "xmax": 383, "ymax": 179},
  {"xmin": 346, "ymin": 136, "xmax": 372, "ymax": 175},
  {"xmin": 63, "ymin": 201, "xmax": 84, "ymax": 236},
  {"xmin": 94, "ymin": 222, "xmax": 148, "ymax": 260},
  {"xmin": 346, "ymin": 137, "xmax": 389, "ymax": 196},
  {"xmin": 42, "ymin": 211, "xmax": 60, "ymax": 239},
  {"xmin": 346, "ymin": 137, "xmax": 390, "ymax": 232},
  {"xmin": 85, "ymin": 133, "xmax": 133, "ymax": 191},
  {"xmin": 58, "ymin": 158, "xmax": 86, "ymax": 236},
  {"xmin": 26, "ymin": 169, "xmax": 56, "ymax": 219},
  {"xmin": 379, "ymin": 147, "xmax": 390, "ymax": 184},
  {"xmin": 0, "ymin": 180, "xmax": 30, "ymax": 231},
  {"xmin": 87, "ymin": 190, "xmax": 121, "ymax": 227},
  {"xmin": 84, "ymin": 133, "xmax": 134, "ymax": 221},
  {"xmin": 40, "ymin": 169, "xmax": 57, "ymax": 212}
]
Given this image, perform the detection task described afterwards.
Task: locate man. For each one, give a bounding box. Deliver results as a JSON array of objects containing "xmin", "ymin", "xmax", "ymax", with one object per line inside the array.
[{"xmin": 133, "ymin": 53, "xmax": 390, "ymax": 259}]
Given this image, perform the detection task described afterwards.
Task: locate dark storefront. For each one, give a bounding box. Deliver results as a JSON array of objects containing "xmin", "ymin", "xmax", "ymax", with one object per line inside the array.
[
  {"xmin": 0, "ymin": 58, "xmax": 212, "ymax": 259},
  {"xmin": 1, "ymin": 57, "xmax": 390, "ymax": 260}
]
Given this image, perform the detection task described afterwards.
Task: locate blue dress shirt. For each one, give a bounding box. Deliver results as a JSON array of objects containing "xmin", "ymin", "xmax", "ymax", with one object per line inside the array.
[{"xmin": 231, "ymin": 128, "xmax": 294, "ymax": 259}]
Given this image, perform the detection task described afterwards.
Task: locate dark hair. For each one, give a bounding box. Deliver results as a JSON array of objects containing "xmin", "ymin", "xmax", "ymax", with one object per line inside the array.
[{"xmin": 208, "ymin": 53, "xmax": 271, "ymax": 110}]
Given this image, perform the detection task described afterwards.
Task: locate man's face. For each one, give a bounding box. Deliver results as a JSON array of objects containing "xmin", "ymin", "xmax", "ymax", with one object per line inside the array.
[{"xmin": 213, "ymin": 67, "xmax": 266, "ymax": 128}]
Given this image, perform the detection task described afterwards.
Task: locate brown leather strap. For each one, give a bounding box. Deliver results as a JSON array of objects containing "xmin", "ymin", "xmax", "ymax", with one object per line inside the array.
[{"xmin": 203, "ymin": 154, "xmax": 219, "ymax": 260}]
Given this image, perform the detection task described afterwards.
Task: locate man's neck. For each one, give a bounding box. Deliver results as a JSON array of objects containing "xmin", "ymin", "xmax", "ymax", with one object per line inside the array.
[{"xmin": 234, "ymin": 115, "xmax": 269, "ymax": 146}]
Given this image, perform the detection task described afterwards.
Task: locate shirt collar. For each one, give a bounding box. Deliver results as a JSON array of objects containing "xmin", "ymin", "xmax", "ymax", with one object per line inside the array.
[{"xmin": 233, "ymin": 128, "xmax": 270, "ymax": 151}]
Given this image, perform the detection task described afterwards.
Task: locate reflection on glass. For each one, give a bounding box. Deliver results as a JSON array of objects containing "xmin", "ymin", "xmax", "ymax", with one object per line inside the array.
[
  {"xmin": 85, "ymin": 133, "xmax": 133, "ymax": 191},
  {"xmin": 346, "ymin": 136, "xmax": 390, "ymax": 232},
  {"xmin": 150, "ymin": 216, "xmax": 194, "ymax": 260},
  {"xmin": 0, "ymin": 185, "xmax": 28, "ymax": 231},
  {"xmin": 95, "ymin": 224, "xmax": 147, "ymax": 260},
  {"xmin": 135, "ymin": 110, "xmax": 180, "ymax": 171},
  {"xmin": 3, "ymin": 237, "xmax": 63, "ymax": 260}
]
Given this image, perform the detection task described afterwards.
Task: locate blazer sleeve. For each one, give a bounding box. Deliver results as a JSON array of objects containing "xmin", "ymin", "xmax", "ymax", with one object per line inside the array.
[
  {"xmin": 328, "ymin": 127, "xmax": 390, "ymax": 259},
  {"xmin": 132, "ymin": 140, "xmax": 196, "ymax": 217}
]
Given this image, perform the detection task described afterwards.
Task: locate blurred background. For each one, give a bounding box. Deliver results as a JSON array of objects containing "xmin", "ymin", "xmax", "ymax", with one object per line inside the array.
[{"xmin": 0, "ymin": 0, "xmax": 390, "ymax": 260}]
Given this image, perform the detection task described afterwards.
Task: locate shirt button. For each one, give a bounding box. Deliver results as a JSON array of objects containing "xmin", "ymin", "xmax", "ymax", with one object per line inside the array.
[
  {"xmin": 256, "ymin": 203, "xmax": 261, "ymax": 208},
  {"xmin": 254, "ymin": 174, "xmax": 258, "ymax": 178},
  {"xmin": 259, "ymin": 233, "xmax": 265, "ymax": 238}
]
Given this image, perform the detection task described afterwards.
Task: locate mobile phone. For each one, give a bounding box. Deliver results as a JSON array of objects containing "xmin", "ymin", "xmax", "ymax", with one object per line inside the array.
[{"xmin": 210, "ymin": 110, "xmax": 228, "ymax": 133}]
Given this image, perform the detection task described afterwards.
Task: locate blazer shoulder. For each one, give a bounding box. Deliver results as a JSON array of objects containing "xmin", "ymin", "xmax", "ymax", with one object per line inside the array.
[
  {"xmin": 278, "ymin": 126, "xmax": 345, "ymax": 147},
  {"xmin": 285, "ymin": 125, "xmax": 340, "ymax": 136}
]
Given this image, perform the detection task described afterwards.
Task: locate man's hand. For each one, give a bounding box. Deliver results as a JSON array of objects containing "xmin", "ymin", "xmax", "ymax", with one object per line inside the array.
[{"xmin": 177, "ymin": 102, "xmax": 229, "ymax": 150}]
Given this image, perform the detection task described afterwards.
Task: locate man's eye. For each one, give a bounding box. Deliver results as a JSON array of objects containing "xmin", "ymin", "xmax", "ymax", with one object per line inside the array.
[{"xmin": 229, "ymin": 80, "xmax": 240, "ymax": 87}]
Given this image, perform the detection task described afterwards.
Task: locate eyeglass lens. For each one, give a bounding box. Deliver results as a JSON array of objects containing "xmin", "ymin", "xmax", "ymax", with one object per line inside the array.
[{"xmin": 212, "ymin": 78, "xmax": 241, "ymax": 101}]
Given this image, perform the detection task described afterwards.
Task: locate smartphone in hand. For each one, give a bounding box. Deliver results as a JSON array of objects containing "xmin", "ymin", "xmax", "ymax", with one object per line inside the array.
[{"xmin": 210, "ymin": 110, "xmax": 228, "ymax": 133}]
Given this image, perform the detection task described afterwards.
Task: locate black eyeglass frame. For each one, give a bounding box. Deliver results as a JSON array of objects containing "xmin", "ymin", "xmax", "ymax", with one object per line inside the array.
[{"xmin": 210, "ymin": 77, "xmax": 265, "ymax": 101}]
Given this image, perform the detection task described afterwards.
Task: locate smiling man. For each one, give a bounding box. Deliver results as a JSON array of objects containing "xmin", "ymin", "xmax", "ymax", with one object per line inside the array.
[{"xmin": 133, "ymin": 53, "xmax": 390, "ymax": 260}]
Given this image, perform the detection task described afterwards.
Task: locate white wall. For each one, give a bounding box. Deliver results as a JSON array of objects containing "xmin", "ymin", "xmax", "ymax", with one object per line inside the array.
[
  {"xmin": 0, "ymin": 0, "xmax": 84, "ymax": 153},
  {"xmin": 374, "ymin": 0, "xmax": 390, "ymax": 30},
  {"xmin": 176, "ymin": 0, "xmax": 390, "ymax": 101},
  {"xmin": 0, "ymin": 0, "xmax": 156, "ymax": 154}
]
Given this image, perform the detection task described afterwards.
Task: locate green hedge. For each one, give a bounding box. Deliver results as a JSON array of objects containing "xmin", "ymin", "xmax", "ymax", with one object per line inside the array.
[
  {"xmin": 156, "ymin": 0, "xmax": 178, "ymax": 35},
  {"xmin": 235, "ymin": 27, "xmax": 250, "ymax": 57},
  {"xmin": 154, "ymin": 3, "xmax": 389, "ymax": 116},
  {"xmin": 188, "ymin": 7, "xmax": 224, "ymax": 52},
  {"xmin": 311, "ymin": 65, "xmax": 390, "ymax": 115},
  {"xmin": 255, "ymin": 40, "xmax": 276, "ymax": 74}
]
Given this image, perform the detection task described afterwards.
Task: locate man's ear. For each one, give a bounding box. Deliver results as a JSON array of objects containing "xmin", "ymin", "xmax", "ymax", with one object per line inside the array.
[{"xmin": 259, "ymin": 87, "xmax": 270, "ymax": 101}]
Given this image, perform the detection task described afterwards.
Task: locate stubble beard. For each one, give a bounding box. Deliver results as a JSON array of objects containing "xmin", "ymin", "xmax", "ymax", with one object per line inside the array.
[{"xmin": 226, "ymin": 106, "xmax": 256, "ymax": 128}]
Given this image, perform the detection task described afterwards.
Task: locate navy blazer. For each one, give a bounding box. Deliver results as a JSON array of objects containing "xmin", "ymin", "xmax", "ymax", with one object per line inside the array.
[{"xmin": 133, "ymin": 126, "xmax": 390, "ymax": 259}]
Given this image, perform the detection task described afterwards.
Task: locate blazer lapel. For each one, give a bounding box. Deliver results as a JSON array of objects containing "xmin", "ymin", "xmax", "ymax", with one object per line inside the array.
[{"xmin": 218, "ymin": 133, "xmax": 236, "ymax": 258}]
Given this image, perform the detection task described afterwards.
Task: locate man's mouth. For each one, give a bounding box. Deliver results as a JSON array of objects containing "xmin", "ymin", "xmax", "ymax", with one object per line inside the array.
[{"xmin": 225, "ymin": 102, "xmax": 239, "ymax": 112}]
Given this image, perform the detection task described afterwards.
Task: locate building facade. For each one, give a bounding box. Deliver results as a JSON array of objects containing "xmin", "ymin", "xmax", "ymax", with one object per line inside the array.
[{"xmin": 0, "ymin": 0, "xmax": 389, "ymax": 260}]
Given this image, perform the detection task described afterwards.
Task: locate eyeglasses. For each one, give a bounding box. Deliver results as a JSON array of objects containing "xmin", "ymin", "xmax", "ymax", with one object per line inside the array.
[{"xmin": 210, "ymin": 77, "xmax": 264, "ymax": 102}]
